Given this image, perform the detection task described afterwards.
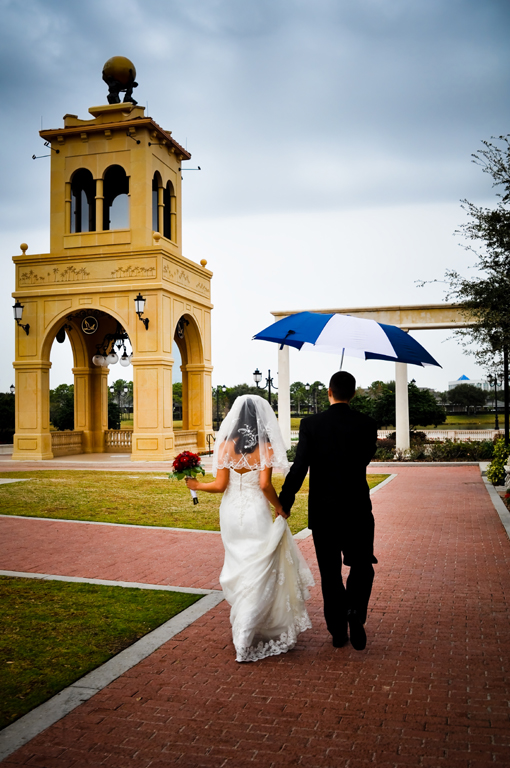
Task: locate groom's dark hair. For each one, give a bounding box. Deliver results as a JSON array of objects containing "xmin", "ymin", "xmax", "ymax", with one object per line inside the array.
[{"xmin": 329, "ymin": 371, "xmax": 356, "ymax": 401}]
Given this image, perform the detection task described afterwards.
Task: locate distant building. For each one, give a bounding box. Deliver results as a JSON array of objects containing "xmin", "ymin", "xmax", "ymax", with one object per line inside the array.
[{"xmin": 448, "ymin": 375, "xmax": 490, "ymax": 392}]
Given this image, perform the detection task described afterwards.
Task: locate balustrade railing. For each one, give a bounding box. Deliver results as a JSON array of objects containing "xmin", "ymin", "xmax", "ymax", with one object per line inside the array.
[
  {"xmin": 290, "ymin": 428, "xmax": 503, "ymax": 443},
  {"xmin": 174, "ymin": 430, "xmax": 199, "ymax": 452},
  {"xmin": 51, "ymin": 430, "xmax": 83, "ymax": 456},
  {"xmin": 105, "ymin": 429, "xmax": 133, "ymax": 452}
]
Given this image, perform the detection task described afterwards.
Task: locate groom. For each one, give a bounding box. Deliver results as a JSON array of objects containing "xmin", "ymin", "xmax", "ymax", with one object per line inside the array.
[{"xmin": 279, "ymin": 371, "xmax": 378, "ymax": 650}]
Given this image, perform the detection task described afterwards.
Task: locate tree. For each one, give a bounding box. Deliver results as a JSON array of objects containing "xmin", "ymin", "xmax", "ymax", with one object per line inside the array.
[
  {"xmin": 350, "ymin": 393, "xmax": 373, "ymax": 417},
  {"xmin": 109, "ymin": 378, "xmax": 132, "ymax": 420},
  {"xmin": 290, "ymin": 381, "xmax": 307, "ymax": 414},
  {"xmin": 0, "ymin": 392, "xmax": 15, "ymax": 443},
  {"xmin": 356, "ymin": 381, "xmax": 446, "ymax": 429},
  {"xmin": 407, "ymin": 383, "xmax": 447, "ymax": 429},
  {"xmin": 224, "ymin": 384, "xmax": 266, "ymax": 411},
  {"xmin": 108, "ymin": 401, "xmax": 121, "ymax": 429},
  {"xmin": 430, "ymin": 135, "xmax": 510, "ymax": 443},
  {"xmin": 173, "ymin": 382, "xmax": 182, "ymax": 420},
  {"xmin": 50, "ymin": 384, "xmax": 74, "ymax": 431},
  {"xmin": 447, "ymin": 383, "xmax": 488, "ymax": 413}
]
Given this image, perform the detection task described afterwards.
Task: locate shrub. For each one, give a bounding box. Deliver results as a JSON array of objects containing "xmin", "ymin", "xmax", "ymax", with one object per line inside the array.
[
  {"xmin": 287, "ymin": 444, "xmax": 298, "ymax": 462},
  {"xmin": 108, "ymin": 402, "xmax": 121, "ymax": 430},
  {"xmin": 428, "ymin": 439, "xmax": 495, "ymax": 462},
  {"xmin": 410, "ymin": 431, "xmax": 428, "ymax": 444},
  {"xmin": 487, "ymin": 439, "xmax": 510, "ymax": 486},
  {"xmin": 374, "ymin": 438, "xmax": 395, "ymax": 461}
]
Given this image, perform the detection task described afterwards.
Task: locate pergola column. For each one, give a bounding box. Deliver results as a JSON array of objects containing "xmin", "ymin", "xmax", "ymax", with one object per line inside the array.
[
  {"xmin": 395, "ymin": 361, "xmax": 410, "ymax": 450},
  {"xmin": 278, "ymin": 344, "xmax": 291, "ymax": 449}
]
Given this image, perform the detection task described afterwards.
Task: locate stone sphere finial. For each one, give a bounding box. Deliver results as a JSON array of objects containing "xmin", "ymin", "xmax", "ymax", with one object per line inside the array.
[
  {"xmin": 200, "ymin": 259, "xmax": 208, "ymax": 268},
  {"xmin": 20, "ymin": 243, "xmax": 28, "ymax": 255},
  {"xmin": 102, "ymin": 56, "xmax": 138, "ymax": 106}
]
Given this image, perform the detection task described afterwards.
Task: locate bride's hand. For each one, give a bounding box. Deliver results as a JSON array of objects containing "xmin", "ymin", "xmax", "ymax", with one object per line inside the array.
[
  {"xmin": 185, "ymin": 477, "xmax": 199, "ymax": 491},
  {"xmin": 275, "ymin": 504, "xmax": 289, "ymax": 520}
]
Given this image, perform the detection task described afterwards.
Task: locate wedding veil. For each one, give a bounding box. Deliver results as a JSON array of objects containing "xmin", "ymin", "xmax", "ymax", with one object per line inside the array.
[{"xmin": 212, "ymin": 394, "xmax": 290, "ymax": 476}]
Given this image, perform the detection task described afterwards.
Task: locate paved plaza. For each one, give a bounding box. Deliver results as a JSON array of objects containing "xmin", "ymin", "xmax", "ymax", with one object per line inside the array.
[{"xmin": 1, "ymin": 464, "xmax": 509, "ymax": 767}]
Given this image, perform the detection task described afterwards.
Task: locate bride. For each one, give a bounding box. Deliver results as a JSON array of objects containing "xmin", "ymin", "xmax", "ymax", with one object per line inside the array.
[{"xmin": 186, "ymin": 394, "xmax": 314, "ymax": 662}]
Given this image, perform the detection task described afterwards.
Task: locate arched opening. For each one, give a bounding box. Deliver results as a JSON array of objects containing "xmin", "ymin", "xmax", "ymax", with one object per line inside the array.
[
  {"xmin": 172, "ymin": 339, "xmax": 183, "ymax": 429},
  {"xmin": 152, "ymin": 172, "xmax": 162, "ymax": 233},
  {"xmin": 103, "ymin": 165, "xmax": 129, "ymax": 230},
  {"xmin": 40, "ymin": 309, "xmax": 135, "ymax": 456},
  {"xmin": 71, "ymin": 169, "xmax": 96, "ymax": 233},
  {"xmin": 164, "ymin": 181, "xmax": 174, "ymax": 241},
  {"xmin": 49, "ymin": 327, "xmax": 75, "ymax": 431},
  {"xmin": 173, "ymin": 313, "xmax": 204, "ymax": 433}
]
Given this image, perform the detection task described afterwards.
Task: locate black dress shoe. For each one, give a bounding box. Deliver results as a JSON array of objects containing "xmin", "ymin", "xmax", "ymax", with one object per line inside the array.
[
  {"xmin": 347, "ymin": 610, "xmax": 367, "ymax": 651},
  {"xmin": 332, "ymin": 634, "xmax": 349, "ymax": 648}
]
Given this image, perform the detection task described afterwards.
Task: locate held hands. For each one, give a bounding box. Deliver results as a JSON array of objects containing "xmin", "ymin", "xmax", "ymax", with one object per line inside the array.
[
  {"xmin": 185, "ymin": 477, "xmax": 199, "ymax": 491},
  {"xmin": 275, "ymin": 504, "xmax": 290, "ymax": 520}
]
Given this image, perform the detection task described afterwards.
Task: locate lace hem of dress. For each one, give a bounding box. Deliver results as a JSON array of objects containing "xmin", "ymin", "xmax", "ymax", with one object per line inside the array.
[{"xmin": 234, "ymin": 613, "xmax": 312, "ymax": 663}]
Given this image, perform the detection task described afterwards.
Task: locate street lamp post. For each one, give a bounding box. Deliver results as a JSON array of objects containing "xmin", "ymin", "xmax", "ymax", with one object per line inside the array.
[
  {"xmin": 304, "ymin": 382, "xmax": 324, "ymax": 414},
  {"xmin": 488, "ymin": 375, "xmax": 500, "ymax": 431},
  {"xmin": 253, "ymin": 368, "xmax": 277, "ymax": 408},
  {"xmin": 216, "ymin": 385, "xmax": 226, "ymax": 431}
]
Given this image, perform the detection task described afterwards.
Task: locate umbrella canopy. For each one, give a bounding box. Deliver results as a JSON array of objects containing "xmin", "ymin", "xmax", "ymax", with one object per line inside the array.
[{"xmin": 254, "ymin": 312, "xmax": 441, "ymax": 368}]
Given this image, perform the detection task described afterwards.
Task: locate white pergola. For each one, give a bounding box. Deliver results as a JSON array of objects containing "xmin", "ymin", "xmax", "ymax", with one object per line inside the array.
[{"xmin": 273, "ymin": 303, "xmax": 471, "ymax": 449}]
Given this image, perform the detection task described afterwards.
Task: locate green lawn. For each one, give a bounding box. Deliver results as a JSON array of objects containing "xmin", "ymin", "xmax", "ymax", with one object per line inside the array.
[
  {"xmin": 0, "ymin": 471, "xmax": 388, "ymax": 535},
  {"xmin": 291, "ymin": 413, "xmax": 498, "ymax": 430},
  {"xmin": 0, "ymin": 577, "xmax": 201, "ymax": 730}
]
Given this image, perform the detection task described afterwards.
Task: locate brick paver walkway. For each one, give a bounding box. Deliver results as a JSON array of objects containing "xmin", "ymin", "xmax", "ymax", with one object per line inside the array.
[{"xmin": 1, "ymin": 465, "xmax": 510, "ymax": 767}]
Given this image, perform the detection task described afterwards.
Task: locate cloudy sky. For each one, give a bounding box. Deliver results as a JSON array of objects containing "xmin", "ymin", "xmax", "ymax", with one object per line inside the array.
[{"xmin": 1, "ymin": 0, "xmax": 509, "ymax": 394}]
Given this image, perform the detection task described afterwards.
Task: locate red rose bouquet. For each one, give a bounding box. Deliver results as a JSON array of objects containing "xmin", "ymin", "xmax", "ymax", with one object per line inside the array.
[{"xmin": 169, "ymin": 451, "xmax": 205, "ymax": 505}]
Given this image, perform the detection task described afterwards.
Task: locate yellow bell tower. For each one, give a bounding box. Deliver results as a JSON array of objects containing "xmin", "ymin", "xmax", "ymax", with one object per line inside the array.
[{"xmin": 12, "ymin": 57, "xmax": 213, "ymax": 461}]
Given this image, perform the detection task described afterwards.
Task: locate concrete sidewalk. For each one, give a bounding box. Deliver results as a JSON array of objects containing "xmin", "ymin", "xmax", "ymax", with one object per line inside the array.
[{"xmin": 1, "ymin": 465, "xmax": 510, "ymax": 767}]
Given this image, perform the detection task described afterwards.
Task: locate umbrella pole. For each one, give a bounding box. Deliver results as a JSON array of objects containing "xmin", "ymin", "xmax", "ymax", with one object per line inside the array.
[{"xmin": 339, "ymin": 348, "xmax": 345, "ymax": 370}]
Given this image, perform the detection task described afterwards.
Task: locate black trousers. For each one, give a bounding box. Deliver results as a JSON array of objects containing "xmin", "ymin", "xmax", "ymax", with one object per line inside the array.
[{"xmin": 312, "ymin": 526, "xmax": 375, "ymax": 637}]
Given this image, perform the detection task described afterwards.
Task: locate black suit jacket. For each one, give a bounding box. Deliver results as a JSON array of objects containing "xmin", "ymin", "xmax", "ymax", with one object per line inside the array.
[{"xmin": 279, "ymin": 403, "xmax": 378, "ymax": 531}]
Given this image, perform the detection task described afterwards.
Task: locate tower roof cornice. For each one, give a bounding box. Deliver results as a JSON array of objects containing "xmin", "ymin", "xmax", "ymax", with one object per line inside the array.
[{"xmin": 40, "ymin": 113, "xmax": 191, "ymax": 160}]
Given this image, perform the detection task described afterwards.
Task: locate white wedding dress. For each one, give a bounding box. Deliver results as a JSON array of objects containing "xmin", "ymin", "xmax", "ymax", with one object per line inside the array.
[{"xmin": 220, "ymin": 468, "xmax": 315, "ymax": 663}]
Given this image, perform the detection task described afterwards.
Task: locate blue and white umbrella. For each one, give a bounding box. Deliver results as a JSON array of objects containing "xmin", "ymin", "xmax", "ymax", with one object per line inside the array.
[{"xmin": 254, "ymin": 311, "xmax": 441, "ymax": 368}]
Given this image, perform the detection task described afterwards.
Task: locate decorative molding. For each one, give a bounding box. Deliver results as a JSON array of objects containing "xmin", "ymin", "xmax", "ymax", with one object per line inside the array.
[
  {"xmin": 163, "ymin": 260, "xmax": 209, "ymax": 296},
  {"xmin": 195, "ymin": 281, "xmax": 209, "ymax": 296},
  {"xmin": 111, "ymin": 265, "xmax": 156, "ymax": 279},
  {"xmin": 19, "ymin": 266, "xmax": 90, "ymax": 285},
  {"xmin": 18, "ymin": 259, "xmax": 157, "ymax": 289}
]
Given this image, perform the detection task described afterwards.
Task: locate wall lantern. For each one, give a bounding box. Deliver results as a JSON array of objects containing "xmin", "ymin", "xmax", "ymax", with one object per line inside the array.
[
  {"xmin": 13, "ymin": 300, "xmax": 30, "ymax": 335},
  {"xmin": 134, "ymin": 293, "xmax": 149, "ymax": 329},
  {"xmin": 10, "ymin": 384, "xmax": 15, "ymax": 395}
]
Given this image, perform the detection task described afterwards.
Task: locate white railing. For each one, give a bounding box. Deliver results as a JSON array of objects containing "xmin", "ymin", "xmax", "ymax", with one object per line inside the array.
[
  {"xmin": 105, "ymin": 429, "xmax": 133, "ymax": 452},
  {"xmin": 51, "ymin": 430, "xmax": 83, "ymax": 456},
  {"xmin": 377, "ymin": 429, "xmax": 504, "ymax": 442},
  {"xmin": 175, "ymin": 430, "xmax": 199, "ymax": 452},
  {"xmin": 290, "ymin": 428, "xmax": 503, "ymax": 443}
]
